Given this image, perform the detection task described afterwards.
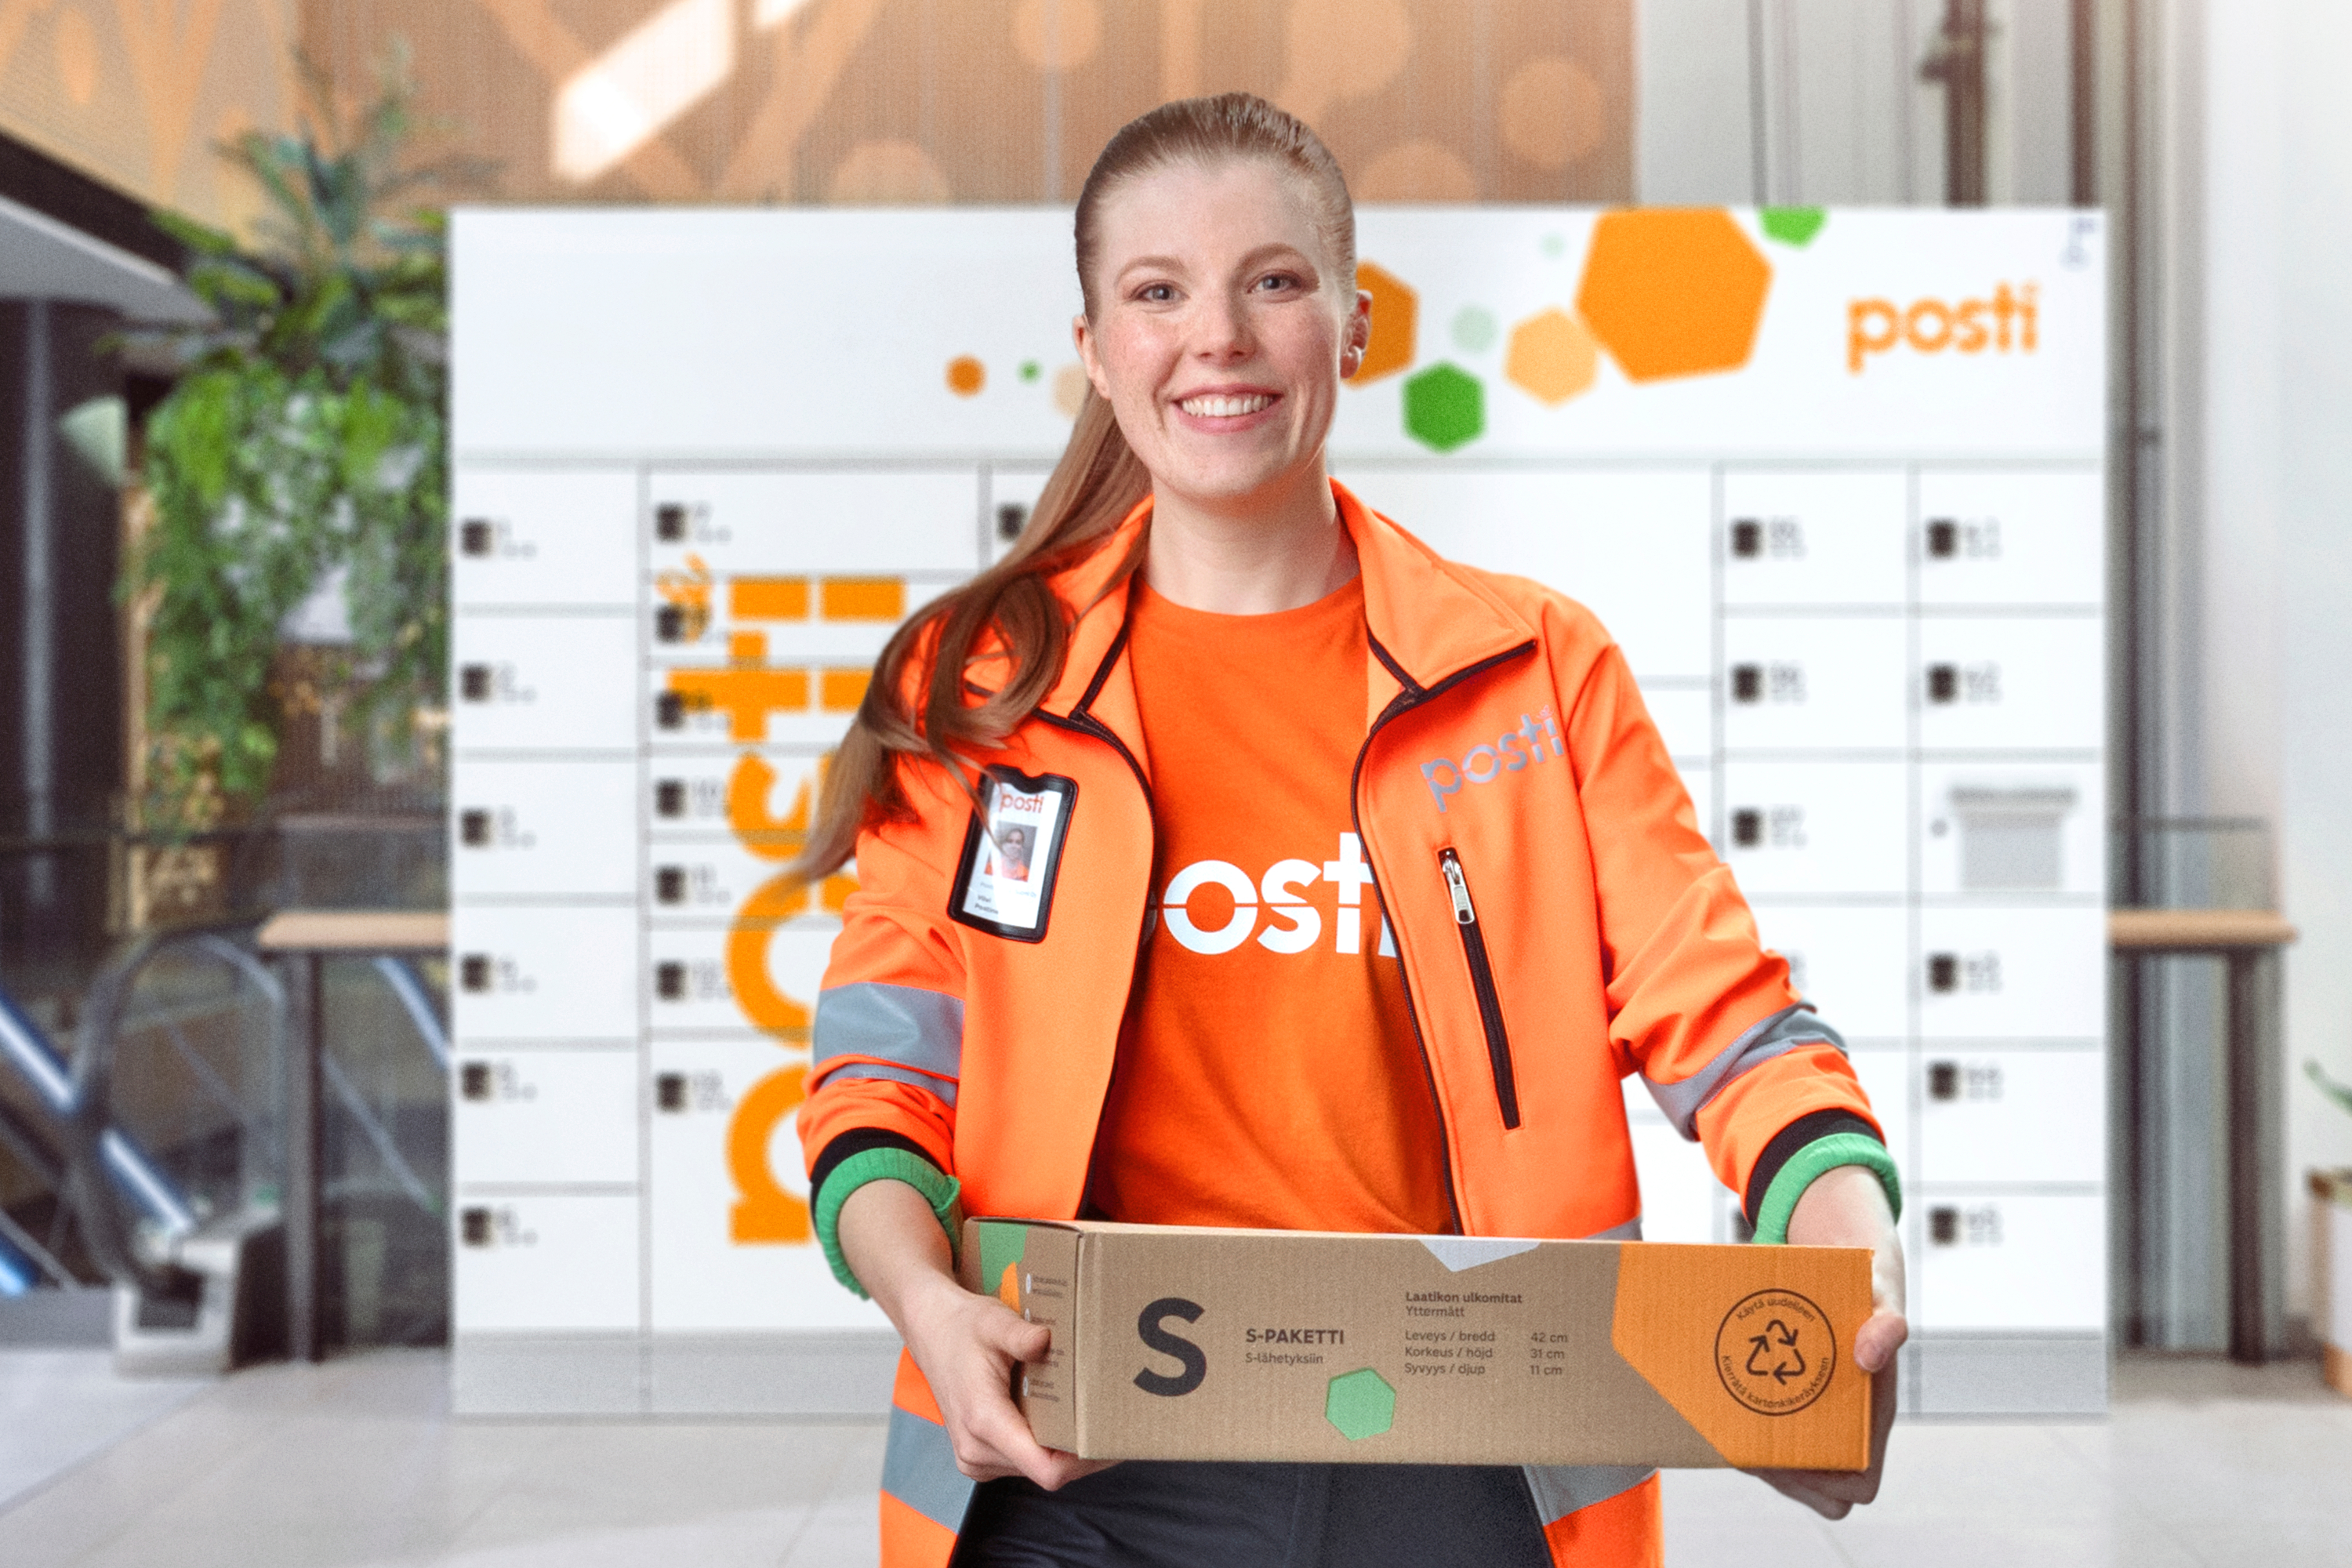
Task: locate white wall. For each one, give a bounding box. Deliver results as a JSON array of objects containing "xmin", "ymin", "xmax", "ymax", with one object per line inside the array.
[{"xmin": 2201, "ymin": 0, "xmax": 2352, "ymax": 1324}]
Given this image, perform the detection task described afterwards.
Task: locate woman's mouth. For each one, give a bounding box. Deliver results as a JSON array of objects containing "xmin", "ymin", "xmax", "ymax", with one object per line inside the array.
[{"xmin": 1176, "ymin": 392, "xmax": 1275, "ymax": 418}]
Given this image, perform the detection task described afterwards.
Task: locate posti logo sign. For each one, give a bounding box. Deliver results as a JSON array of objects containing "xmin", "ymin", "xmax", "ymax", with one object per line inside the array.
[{"xmin": 1847, "ymin": 282, "xmax": 2040, "ymax": 373}]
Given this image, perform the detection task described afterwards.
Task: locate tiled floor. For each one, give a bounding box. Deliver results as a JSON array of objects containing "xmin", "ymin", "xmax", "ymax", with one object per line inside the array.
[{"xmin": 0, "ymin": 1350, "xmax": 2343, "ymax": 1567}]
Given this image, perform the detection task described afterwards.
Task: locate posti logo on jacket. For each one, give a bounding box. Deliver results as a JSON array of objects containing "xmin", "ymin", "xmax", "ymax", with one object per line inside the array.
[{"xmin": 1158, "ymin": 833, "xmax": 1396, "ymax": 957}]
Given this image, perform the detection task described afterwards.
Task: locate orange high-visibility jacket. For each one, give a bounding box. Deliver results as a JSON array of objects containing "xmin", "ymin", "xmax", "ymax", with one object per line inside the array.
[{"xmin": 800, "ymin": 483, "xmax": 1882, "ymax": 1568}]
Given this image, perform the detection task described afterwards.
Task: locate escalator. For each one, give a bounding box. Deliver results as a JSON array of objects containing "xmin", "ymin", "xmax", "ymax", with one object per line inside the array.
[{"xmin": 0, "ymin": 923, "xmax": 450, "ymax": 1369}]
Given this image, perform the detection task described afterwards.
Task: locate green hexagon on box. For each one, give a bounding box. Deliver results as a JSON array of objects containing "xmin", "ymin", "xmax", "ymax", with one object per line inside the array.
[{"xmin": 1324, "ymin": 1367, "xmax": 1396, "ymax": 1441}]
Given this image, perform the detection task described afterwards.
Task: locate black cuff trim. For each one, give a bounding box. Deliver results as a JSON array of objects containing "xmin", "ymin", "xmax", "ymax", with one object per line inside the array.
[
  {"xmin": 1743, "ymin": 1109, "xmax": 1881, "ymax": 1227},
  {"xmin": 808, "ymin": 1129, "xmax": 940, "ymax": 1214}
]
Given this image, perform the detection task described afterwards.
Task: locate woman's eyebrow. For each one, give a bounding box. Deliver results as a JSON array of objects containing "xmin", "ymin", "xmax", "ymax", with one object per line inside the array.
[{"xmin": 1112, "ymin": 243, "xmax": 1316, "ymax": 287}]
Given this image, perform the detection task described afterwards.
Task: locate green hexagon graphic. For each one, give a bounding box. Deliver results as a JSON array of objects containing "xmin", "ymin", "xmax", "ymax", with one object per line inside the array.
[
  {"xmin": 1403, "ymin": 363, "xmax": 1484, "ymax": 452},
  {"xmin": 1324, "ymin": 1367, "xmax": 1396, "ymax": 1441},
  {"xmin": 1760, "ymin": 207, "xmax": 1827, "ymax": 247}
]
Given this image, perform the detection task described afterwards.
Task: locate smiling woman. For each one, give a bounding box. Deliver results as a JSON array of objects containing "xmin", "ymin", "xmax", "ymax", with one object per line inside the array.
[{"xmin": 795, "ymin": 93, "xmax": 1909, "ymax": 1568}]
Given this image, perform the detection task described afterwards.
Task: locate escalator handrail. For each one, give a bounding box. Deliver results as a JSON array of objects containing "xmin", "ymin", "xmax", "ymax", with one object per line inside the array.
[{"xmin": 62, "ymin": 919, "xmax": 271, "ymax": 1298}]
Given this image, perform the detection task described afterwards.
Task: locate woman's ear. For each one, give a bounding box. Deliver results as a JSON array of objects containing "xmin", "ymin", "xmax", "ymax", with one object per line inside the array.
[
  {"xmin": 1342, "ymin": 288, "xmax": 1374, "ymax": 376},
  {"xmin": 1073, "ymin": 313, "xmax": 1114, "ymax": 401}
]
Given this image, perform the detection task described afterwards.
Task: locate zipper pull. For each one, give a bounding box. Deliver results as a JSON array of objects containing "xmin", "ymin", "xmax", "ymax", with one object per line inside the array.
[{"xmin": 1441, "ymin": 851, "xmax": 1475, "ymax": 925}]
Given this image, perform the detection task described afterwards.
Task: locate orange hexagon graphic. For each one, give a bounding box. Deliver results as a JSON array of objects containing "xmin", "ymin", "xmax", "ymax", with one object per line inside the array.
[
  {"xmin": 1505, "ymin": 308, "xmax": 1598, "ymax": 405},
  {"xmin": 1574, "ymin": 210, "xmax": 1772, "ymax": 383},
  {"xmin": 1348, "ymin": 260, "xmax": 1417, "ymax": 383}
]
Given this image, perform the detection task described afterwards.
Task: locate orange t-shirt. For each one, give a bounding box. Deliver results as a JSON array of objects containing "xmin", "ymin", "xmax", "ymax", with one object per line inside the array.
[{"xmin": 1086, "ymin": 575, "xmax": 1454, "ymax": 1234}]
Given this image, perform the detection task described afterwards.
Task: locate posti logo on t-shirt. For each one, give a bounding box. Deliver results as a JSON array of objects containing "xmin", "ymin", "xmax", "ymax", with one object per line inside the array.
[{"xmin": 1158, "ymin": 833, "xmax": 1395, "ymax": 957}]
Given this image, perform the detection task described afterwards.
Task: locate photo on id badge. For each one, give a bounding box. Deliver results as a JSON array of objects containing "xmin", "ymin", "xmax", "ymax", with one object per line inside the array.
[{"xmin": 951, "ymin": 768, "xmax": 1076, "ymax": 942}]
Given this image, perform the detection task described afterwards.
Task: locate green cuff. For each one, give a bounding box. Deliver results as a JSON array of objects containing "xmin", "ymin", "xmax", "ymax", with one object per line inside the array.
[
  {"xmin": 811, "ymin": 1148, "xmax": 964, "ymax": 1298},
  {"xmin": 1752, "ymin": 1132, "xmax": 1903, "ymax": 1246}
]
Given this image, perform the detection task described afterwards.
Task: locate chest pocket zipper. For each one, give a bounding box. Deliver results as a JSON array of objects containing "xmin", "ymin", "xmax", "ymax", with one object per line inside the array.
[{"xmin": 1439, "ymin": 848, "xmax": 1521, "ymax": 1129}]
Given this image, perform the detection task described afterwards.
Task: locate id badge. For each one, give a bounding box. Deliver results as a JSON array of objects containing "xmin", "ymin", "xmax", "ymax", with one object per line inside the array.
[{"xmin": 949, "ymin": 768, "xmax": 1076, "ymax": 942}]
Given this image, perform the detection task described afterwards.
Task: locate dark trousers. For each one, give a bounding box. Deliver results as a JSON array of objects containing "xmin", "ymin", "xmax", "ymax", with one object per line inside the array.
[{"xmin": 950, "ymin": 1461, "xmax": 1552, "ymax": 1568}]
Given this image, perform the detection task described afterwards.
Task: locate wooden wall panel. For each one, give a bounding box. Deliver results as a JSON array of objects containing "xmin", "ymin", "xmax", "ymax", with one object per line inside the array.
[
  {"xmin": 300, "ymin": 0, "xmax": 1632, "ymax": 207},
  {"xmin": 0, "ymin": 0, "xmax": 298, "ymax": 230}
]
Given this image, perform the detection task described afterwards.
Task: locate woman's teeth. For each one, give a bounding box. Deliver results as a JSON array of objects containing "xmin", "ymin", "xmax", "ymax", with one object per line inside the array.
[{"xmin": 1178, "ymin": 393, "xmax": 1272, "ymax": 418}]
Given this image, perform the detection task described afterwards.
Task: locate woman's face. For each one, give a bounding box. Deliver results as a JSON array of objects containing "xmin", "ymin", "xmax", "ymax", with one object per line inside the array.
[{"xmin": 1075, "ymin": 158, "xmax": 1368, "ymax": 517}]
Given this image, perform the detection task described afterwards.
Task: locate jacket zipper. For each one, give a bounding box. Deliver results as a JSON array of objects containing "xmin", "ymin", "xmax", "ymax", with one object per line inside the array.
[
  {"xmin": 1350, "ymin": 636, "xmax": 1537, "ymax": 1234},
  {"xmin": 1439, "ymin": 848, "xmax": 1521, "ymax": 1129}
]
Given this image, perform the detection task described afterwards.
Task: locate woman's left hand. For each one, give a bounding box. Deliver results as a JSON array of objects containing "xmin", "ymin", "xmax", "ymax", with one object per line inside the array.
[{"xmin": 1745, "ymin": 1163, "xmax": 1907, "ymax": 1519}]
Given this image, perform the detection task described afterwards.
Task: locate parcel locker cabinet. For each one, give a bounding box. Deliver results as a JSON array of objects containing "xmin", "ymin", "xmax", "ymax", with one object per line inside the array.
[
  {"xmin": 1722, "ymin": 618, "xmax": 1907, "ymax": 752},
  {"xmin": 646, "ymin": 470, "xmax": 985, "ymax": 575},
  {"xmin": 1918, "ymin": 1050, "xmax": 2104, "ymax": 1186},
  {"xmin": 452, "ymin": 759, "xmax": 637, "ymax": 900},
  {"xmin": 453, "ymin": 615, "xmax": 639, "ymax": 753},
  {"xmin": 1719, "ymin": 760, "xmax": 1908, "ymax": 896},
  {"xmin": 645, "ymin": 838, "xmax": 825, "ymax": 922},
  {"xmin": 1719, "ymin": 468, "xmax": 1907, "ymax": 608},
  {"xmin": 1747, "ymin": 904, "xmax": 1908, "ymax": 1040},
  {"xmin": 452, "ymin": 906, "xmax": 638, "ymax": 1042},
  {"xmin": 1915, "ymin": 468, "xmax": 2103, "ymax": 608},
  {"xmin": 453, "ymin": 1193, "xmax": 642, "ymax": 1332},
  {"xmin": 1349, "ymin": 467, "xmax": 1714, "ymax": 681},
  {"xmin": 455, "ymin": 1049, "xmax": 641, "ymax": 1186},
  {"xmin": 1918, "ymin": 761, "xmax": 2104, "ymax": 898},
  {"xmin": 452, "ymin": 468, "xmax": 641, "ymax": 609},
  {"xmin": 1915, "ymin": 618, "xmax": 2103, "ymax": 753},
  {"xmin": 1917, "ymin": 905, "xmax": 2106, "ymax": 1039},
  {"xmin": 1915, "ymin": 1192, "xmax": 2107, "ymax": 1330},
  {"xmin": 647, "ymin": 1036, "xmax": 894, "ymax": 1333},
  {"xmin": 646, "ymin": 925, "xmax": 837, "ymax": 1036}
]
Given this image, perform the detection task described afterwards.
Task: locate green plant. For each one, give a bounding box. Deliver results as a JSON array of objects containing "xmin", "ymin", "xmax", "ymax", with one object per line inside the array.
[
  {"xmin": 2311, "ymin": 1060, "xmax": 2352, "ymax": 1118},
  {"xmin": 125, "ymin": 49, "xmax": 474, "ymax": 830}
]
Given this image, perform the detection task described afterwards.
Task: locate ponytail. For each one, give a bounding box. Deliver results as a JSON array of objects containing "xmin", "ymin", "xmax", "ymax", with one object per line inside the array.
[{"xmin": 792, "ymin": 387, "xmax": 1148, "ymax": 877}]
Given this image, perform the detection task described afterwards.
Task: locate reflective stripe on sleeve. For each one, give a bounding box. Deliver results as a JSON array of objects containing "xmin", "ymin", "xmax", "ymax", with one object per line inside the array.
[
  {"xmin": 812, "ymin": 982, "xmax": 964, "ymax": 1102},
  {"xmin": 1521, "ymin": 1463, "xmax": 1657, "ymax": 1526},
  {"xmin": 882, "ymin": 1403, "xmax": 975, "ymax": 1534},
  {"xmin": 1640, "ymin": 1004, "xmax": 1846, "ymax": 1140}
]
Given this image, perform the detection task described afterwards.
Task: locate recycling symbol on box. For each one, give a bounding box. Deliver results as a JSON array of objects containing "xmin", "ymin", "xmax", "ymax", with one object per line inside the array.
[{"xmin": 1715, "ymin": 1290, "xmax": 1837, "ymax": 1415}]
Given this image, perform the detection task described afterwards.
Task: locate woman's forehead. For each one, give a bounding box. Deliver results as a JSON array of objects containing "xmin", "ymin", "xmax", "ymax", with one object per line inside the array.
[{"xmin": 1091, "ymin": 158, "xmax": 1330, "ymax": 270}]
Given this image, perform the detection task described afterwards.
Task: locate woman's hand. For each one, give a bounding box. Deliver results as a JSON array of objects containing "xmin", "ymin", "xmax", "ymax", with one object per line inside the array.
[
  {"xmin": 837, "ymin": 1178, "xmax": 1112, "ymax": 1490},
  {"xmin": 1745, "ymin": 1163, "xmax": 1907, "ymax": 1519}
]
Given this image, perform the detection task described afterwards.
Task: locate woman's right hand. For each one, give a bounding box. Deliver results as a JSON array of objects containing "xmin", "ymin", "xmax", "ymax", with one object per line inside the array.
[{"xmin": 838, "ymin": 1177, "xmax": 1112, "ymax": 1490}]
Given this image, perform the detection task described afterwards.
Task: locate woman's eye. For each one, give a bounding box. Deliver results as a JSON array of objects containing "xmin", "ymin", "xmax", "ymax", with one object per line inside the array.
[
  {"xmin": 1256, "ymin": 273, "xmax": 1298, "ymax": 293},
  {"xmin": 1138, "ymin": 283, "xmax": 1175, "ymax": 303}
]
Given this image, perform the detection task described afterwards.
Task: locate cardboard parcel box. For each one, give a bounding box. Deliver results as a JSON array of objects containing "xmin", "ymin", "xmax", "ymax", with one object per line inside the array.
[{"xmin": 961, "ymin": 1219, "xmax": 1872, "ymax": 1471}]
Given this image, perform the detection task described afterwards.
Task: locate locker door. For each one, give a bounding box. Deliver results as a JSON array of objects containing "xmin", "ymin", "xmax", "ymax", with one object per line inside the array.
[
  {"xmin": 1719, "ymin": 760, "xmax": 1908, "ymax": 896},
  {"xmin": 452, "ymin": 906, "xmax": 639, "ymax": 1043},
  {"xmin": 1918, "ymin": 762, "xmax": 2104, "ymax": 898},
  {"xmin": 1917, "ymin": 906, "xmax": 2107, "ymax": 1040},
  {"xmin": 645, "ymin": 925, "xmax": 837, "ymax": 1038},
  {"xmin": 452, "ymin": 468, "xmax": 640, "ymax": 609},
  {"xmin": 1722, "ymin": 618, "xmax": 1907, "ymax": 752},
  {"xmin": 1916, "ymin": 1193, "xmax": 2107, "ymax": 1330},
  {"xmin": 454, "ymin": 1049, "xmax": 641, "ymax": 1186},
  {"xmin": 1916, "ymin": 617, "xmax": 2103, "ymax": 753},
  {"xmin": 1918, "ymin": 1050, "xmax": 2104, "ymax": 1186},
  {"xmin": 452, "ymin": 615, "xmax": 637, "ymax": 753},
  {"xmin": 1915, "ymin": 469, "xmax": 2103, "ymax": 608},
  {"xmin": 646, "ymin": 470, "xmax": 983, "ymax": 575},
  {"xmin": 1720, "ymin": 469, "xmax": 1907, "ymax": 608},
  {"xmin": 452, "ymin": 1194, "xmax": 642, "ymax": 1332},
  {"xmin": 452, "ymin": 759, "xmax": 637, "ymax": 900}
]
